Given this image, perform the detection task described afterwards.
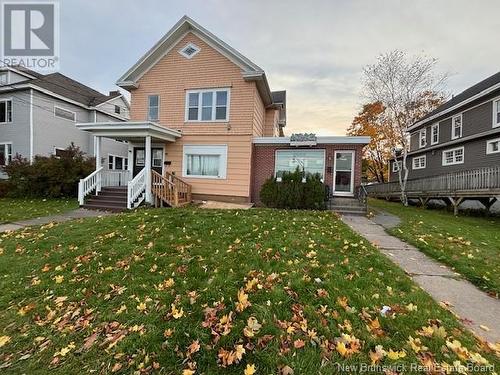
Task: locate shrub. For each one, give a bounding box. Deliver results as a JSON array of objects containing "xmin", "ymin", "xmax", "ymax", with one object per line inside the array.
[
  {"xmin": 3, "ymin": 144, "xmax": 95, "ymax": 198},
  {"xmin": 260, "ymin": 168, "xmax": 327, "ymax": 210}
]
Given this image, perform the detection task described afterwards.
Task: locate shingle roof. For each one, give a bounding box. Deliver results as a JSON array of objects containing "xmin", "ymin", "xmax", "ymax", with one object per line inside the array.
[
  {"xmin": 30, "ymin": 73, "xmax": 119, "ymax": 106},
  {"xmin": 417, "ymin": 71, "xmax": 500, "ymax": 124}
]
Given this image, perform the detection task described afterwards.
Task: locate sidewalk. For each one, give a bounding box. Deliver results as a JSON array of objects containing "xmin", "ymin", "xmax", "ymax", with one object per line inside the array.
[
  {"xmin": 341, "ymin": 214, "xmax": 500, "ymax": 344},
  {"xmin": 0, "ymin": 208, "xmax": 112, "ymax": 233}
]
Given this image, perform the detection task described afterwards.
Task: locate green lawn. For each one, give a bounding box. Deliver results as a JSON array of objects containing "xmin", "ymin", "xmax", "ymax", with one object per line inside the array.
[
  {"xmin": 0, "ymin": 198, "xmax": 78, "ymax": 224},
  {"xmin": 0, "ymin": 208, "xmax": 497, "ymax": 374},
  {"xmin": 369, "ymin": 198, "xmax": 500, "ymax": 297}
]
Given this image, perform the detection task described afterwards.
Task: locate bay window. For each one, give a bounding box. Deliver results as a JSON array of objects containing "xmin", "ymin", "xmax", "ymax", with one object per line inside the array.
[
  {"xmin": 186, "ymin": 88, "xmax": 230, "ymax": 122},
  {"xmin": 275, "ymin": 149, "xmax": 325, "ymax": 179},
  {"xmin": 183, "ymin": 145, "xmax": 227, "ymax": 179},
  {"xmin": 0, "ymin": 99, "xmax": 13, "ymax": 123}
]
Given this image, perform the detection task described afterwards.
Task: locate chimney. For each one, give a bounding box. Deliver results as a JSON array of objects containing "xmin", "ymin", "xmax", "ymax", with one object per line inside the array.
[{"xmin": 109, "ymin": 90, "xmax": 120, "ymax": 97}]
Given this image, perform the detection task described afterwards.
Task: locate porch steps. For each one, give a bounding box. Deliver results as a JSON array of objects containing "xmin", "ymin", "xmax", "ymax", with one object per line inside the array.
[
  {"xmin": 329, "ymin": 197, "xmax": 367, "ymax": 216},
  {"xmin": 82, "ymin": 187, "xmax": 128, "ymax": 212}
]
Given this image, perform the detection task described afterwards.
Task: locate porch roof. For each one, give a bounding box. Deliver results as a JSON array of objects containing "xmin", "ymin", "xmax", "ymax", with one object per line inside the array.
[{"xmin": 76, "ymin": 121, "xmax": 182, "ymax": 142}]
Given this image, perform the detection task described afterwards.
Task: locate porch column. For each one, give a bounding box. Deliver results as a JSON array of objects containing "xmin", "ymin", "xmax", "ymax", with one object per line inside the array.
[
  {"xmin": 145, "ymin": 135, "xmax": 153, "ymax": 204},
  {"xmin": 95, "ymin": 136, "xmax": 102, "ymax": 192}
]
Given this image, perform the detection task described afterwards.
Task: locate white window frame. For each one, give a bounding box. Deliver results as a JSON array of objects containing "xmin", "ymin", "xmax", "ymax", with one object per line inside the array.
[
  {"xmin": 0, "ymin": 98, "xmax": 13, "ymax": 124},
  {"xmin": 431, "ymin": 123, "xmax": 439, "ymax": 145},
  {"xmin": 108, "ymin": 154, "xmax": 127, "ymax": 170},
  {"xmin": 147, "ymin": 95, "xmax": 159, "ymax": 122},
  {"xmin": 182, "ymin": 144, "xmax": 228, "ymax": 179},
  {"xmin": 184, "ymin": 88, "xmax": 230, "ymax": 123},
  {"xmin": 0, "ymin": 142, "xmax": 12, "ymax": 166},
  {"xmin": 179, "ymin": 42, "xmax": 201, "ymax": 59},
  {"xmin": 152, "ymin": 149, "xmax": 163, "ymax": 168},
  {"xmin": 442, "ymin": 146, "xmax": 465, "ymax": 166},
  {"xmin": 493, "ymin": 97, "xmax": 500, "ymax": 128},
  {"xmin": 486, "ymin": 137, "xmax": 500, "ymax": 155},
  {"xmin": 412, "ymin": 155, "xmax": 426, "ymax": 170},
  {"xmin": 0, "ymin": 71, "xmax": 8, "ymax": 85},
  {"xmin": 419, "ymin": 128, "xmax": 427, "ymax": 148},
  {"xmin": 451, "ymin": 114, "xmax": 463, "ymax": 140},
  {"xmin": 274, "ymin": 149, "xmax": 326, "ymax": 179},
  {"xmin": 54, "ymin": 105, "xmax": 76, "ymax": 122},
  {"xmin": 392, "ymin": 160, "xmax": 402, "ymax": 173}
]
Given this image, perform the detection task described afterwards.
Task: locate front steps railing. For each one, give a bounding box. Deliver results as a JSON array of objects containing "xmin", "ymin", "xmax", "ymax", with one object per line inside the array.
[
  {"xmin": 152, "ymin": 170, "xmax": 192, "ymax": 207},
  {"xmin": 127, "ymin": 167, "xmax": 146, "ymax": 209}
]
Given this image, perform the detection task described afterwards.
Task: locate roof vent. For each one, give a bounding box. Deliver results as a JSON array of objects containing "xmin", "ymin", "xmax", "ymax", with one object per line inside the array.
[{"xmin": 179, "ymin": 43, "xmax": 200, "ymax": 59}]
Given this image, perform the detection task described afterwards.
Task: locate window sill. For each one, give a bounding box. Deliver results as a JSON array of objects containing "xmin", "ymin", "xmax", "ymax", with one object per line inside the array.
[
  {"xmin": 442, "ymin": 161, "xmax": 464, "ymax": 166},
  {"xmin": 184, "ymin": 120, "xmax": 229, "ymax": 124}
]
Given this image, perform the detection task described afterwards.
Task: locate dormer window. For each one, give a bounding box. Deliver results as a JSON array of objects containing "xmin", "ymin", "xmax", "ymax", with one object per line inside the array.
[
  {"xmin": 0, "ymin": 72, "xmax": 8, "ymax": 86},
  {"xmin": 451, "ymin": 114, "xmax": 462, "ymax": 139},
  {"xmin": 179, "ymin": 43, "xmax": 200, "ymax": 59},
  {"xmin": 114, "ymin": 105, "xmax": 121, "ymax": 114}
]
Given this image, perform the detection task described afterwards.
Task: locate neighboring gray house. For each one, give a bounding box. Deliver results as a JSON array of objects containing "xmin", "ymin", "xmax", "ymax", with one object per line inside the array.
[
  {"xmin": 0, "ymin": 66, "xmax": 130, "ymax": 178},
  {"xmin": 390, "ymin": 71, "xmax": 500, "ymax": 181}
]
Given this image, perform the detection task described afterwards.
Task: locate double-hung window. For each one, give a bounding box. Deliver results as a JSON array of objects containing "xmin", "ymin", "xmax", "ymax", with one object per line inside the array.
[
  {"xmin": 183, "ymin": 145, "xmax": 227, "ymax": 179},
  {"xmin": 412, "ymin": 155, "xmax": 426, "ymax": 170},
  {"xmin": 451, "ymin": 114, "xmax": 462, "ymax": 139},
  {"xmin": 419, "ymin": 128, "xmax": 427, "ymax": 148},
  {"xmin": 0, "ymin": 143, "xmax": 12, "ymax": 166},
  {"xmin": 0, "ymin": 99, "xmax": 12, "ymax": 123},
  {"xmin": 486, "ymin": 138, "xmax": 500, "ymax": 155},
  {"xmin": 186, "ymin": 88, "xmax": 230, "ymax": 122},
  {"xmin": 392, "ymin": 160, "xmax": 402, "ymax": 173},
  {"xmin": 108, "ymin": 155, "xmax": 128, "ymax": 170},
  {"xmin": 148, "ymin": 95, "xmax": 159, "ymax": 121},
  {"xmin": 275, "ymin": 150, "xmax": 325, "ymax": 179},
  {"xmin": 431, "ymin": 123, "xmax": 439, "ymax": 145},
  {"xmin": 442, "ymin": 146, "xmax": 464, "ymax": 166},
  {"xmin": 493, "ymin": 98, "xmax": 500, "ymax": 128}
]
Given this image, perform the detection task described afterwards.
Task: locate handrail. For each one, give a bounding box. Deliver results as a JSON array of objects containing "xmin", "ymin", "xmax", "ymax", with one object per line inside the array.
[
  {"xmin": 356, "ymin": 184, "xmax": 368, "ymax": 205},
  {"xmin": 152, "ymin": 170, "xmax": 192, "ymax": 207},
  {"xmin": 127, "ymin": 167, "xmax": 146, "ymax": 209},
  {"xmin": 365, "ymin": 166, "xmax": 500, "ymax": 195},
  {"xmin": 78, "ymin": 167, "xmax": 103, "ymax": 205}
]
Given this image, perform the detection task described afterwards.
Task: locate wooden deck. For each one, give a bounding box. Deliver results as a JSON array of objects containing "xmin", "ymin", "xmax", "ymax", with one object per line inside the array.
[{"xmin": 365, "ymin": 166, "xmax": 500, "ymax": 214}]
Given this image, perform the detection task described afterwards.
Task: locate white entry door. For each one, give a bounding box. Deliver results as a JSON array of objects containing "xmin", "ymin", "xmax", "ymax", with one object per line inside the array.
[{"xmin": 333, "ymin": 150, "xmax": 355, "ymax": 196}]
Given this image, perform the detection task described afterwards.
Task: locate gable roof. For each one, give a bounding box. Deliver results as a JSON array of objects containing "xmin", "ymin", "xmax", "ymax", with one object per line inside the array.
[
  {"xmin": 116, "ymin": 15, "xmax": 275, "ymax": 106},
  {"xmin": 410, "ymin": 71, "xmax": 500, "ymax": 130}
]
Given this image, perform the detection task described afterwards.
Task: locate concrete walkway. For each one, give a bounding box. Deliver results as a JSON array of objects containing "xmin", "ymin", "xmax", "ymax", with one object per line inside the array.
[
  {"xmin": 341, "ymin": 214, "xmax": 500, "ymax": 344},
  {"xmin": 0, "ymin": 209, "xmax": 112, "ymax": 233}
]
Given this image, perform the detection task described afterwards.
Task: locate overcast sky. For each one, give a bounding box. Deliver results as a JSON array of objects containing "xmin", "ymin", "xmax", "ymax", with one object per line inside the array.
[{"xmin": 60, "ymin": 0, "xmax": 500, "ymax": 135}]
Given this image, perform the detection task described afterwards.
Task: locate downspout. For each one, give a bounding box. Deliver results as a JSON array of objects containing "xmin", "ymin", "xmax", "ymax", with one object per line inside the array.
[{"xmin": 29, "ymin": 89, "xmax": 34, "ymax": 164}]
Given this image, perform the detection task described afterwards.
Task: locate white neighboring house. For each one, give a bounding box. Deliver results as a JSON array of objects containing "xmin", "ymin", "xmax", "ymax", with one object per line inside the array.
[{"xmin": 0, "ymin": 65, "xmax": 130, "ymax": 179}]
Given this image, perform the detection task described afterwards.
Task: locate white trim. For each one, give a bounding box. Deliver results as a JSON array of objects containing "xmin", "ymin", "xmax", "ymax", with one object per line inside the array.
[
  {"xmin": 486, "ymin": 137, "xmax": 500, "ymax": 155},
  {"xmin": 76, "ymin": 121, "xmax": 182, "ymax": 142},
  {"xmin": 0, "ymin": 142, "xmax": 13, "ymax": 166},
  {"xmin": 412, "ymin": 155, "xmax": 426, "ymax": 170},
  {"xmin": 253, "ymin": 136, "xmax": 371, "ymax": 145},
  {"xmin": 419, "ymin": 128, "xmax": 427, "ymax": 148},
  {"xmin": 108, "ymin": 153, "xmax": 128, "ymax": 170},
  {"xmin": 431, "ymin": 123, "xmax": 439, "ymax": 145},
  {"xmin": 332, "ymin": 150, "xmax": 355, "ymax": 196},
  {"xmin": 147, "ymin": 94, "xmax": 160, "ymax": 122},
  {"xmin": 179, "ymin": 42, "xmax": 200, "ymax": 59},
  {"xmin": 29, "ymin": 89, "xmax": 33, "ymax": 163},
  {"xmin": 274, "ymin": 149, "xmax": 326, "ymax": 179},
  {"xmin": 54, "ymin": 105, "xmax": 76, "ymax": 122},
  {"xmin": 0, "ymin": 71, "xmax": 8, "ymax": 85},
  {"xmin": 392, "ymin": 160, "xmax": 402, "ymax": 173},
  {"xmin": 410, "ymin": 81, "xmax": 500, "ymax": 130},
  {"xmin": 442, "ymin": 146, "xmax": 465, "ymax": 166},
  {"xmin": 493, "ymin": 97, "xmax": 500, "ymax": 128},
  {"xmin": 182, "ymin": 144, "xmax": 228, "ymax": 179},
  {"xmin": 0, "ymin": 66, "xmax": 37, "ymax": 80},
  {"xmin": 451, "ymin": 113, "xmax": 463, "ymax": 140},
  {"xmin": 0, "ymin": 97, "xmax": 13, "ymax": 125},
  {"xmin": 184, "ymin": 88, "xmax": 230, "ymax": 122}
]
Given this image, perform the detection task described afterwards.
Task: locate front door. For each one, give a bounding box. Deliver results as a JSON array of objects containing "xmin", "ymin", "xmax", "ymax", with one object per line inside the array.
[
  {"xmin": 133, "ymin": 147, "xmax": 163, "ymax": 176},
  {"xmin": 333, "ymin": 150, "xmax": 355, "ymax": 196}
]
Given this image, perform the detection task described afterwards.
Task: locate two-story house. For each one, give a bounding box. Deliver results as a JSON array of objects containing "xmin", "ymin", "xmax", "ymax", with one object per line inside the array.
[
  {"xmin": 76, "ymin": 16, "xmax": 369, "ymax": 210},
  {"xmin": 390, "ymin": 71, "xmax": 500, "ymax": 181},
  {"xmin": 0, "ymin": 66, "xmax": 130, "ymax": 178}
]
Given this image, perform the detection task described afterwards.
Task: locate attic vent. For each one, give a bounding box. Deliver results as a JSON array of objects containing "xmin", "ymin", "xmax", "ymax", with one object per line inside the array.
[{"xmin": 179, "ymin": 43, "xmax": 200, "ymax": 59}]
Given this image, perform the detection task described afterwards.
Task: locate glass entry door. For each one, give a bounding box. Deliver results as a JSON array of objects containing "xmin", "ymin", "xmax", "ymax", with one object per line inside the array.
[{"xmin": 333, "ymin": 151, "xmax": 354, "ymax": 196}]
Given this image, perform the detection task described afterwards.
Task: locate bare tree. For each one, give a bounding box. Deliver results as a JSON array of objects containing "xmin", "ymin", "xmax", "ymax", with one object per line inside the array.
[{"xmin": 362, "ymin": 50, "xmax": 447, "ymax": 205}]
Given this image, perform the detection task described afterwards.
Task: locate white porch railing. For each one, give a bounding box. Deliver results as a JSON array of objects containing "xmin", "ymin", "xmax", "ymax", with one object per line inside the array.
[
  {"xmin": 127, "ymin": 167, "xmax": 146, "ymax": 209},
  {"xmin": 78, "ymin": 167, "xmax": 103, "ymax": 205},
  {"xmin": 78, "ymin": 168, "xmax": 132, "ymax": 206}
]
